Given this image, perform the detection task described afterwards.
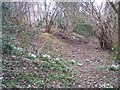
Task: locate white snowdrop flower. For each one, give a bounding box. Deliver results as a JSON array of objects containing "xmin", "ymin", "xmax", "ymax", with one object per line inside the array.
[
  {"xmin": 28, "ymin": 84, "xmax": 31, "ymax": 88},
  {"xmin": 86, "ymin": 59, "xmax": 90, "ymax": 61},
  {"xmin": 0, "ymin": 76, "xmax": 3, "ymax": 80},
  {"xmin": 53, "ymin": 81, "xmax": 56, "ymax": 84},
  {"xmin": 65, "ymin": 66, "xmax": 69, "ymax": 69},
  {"xmin": 101, "ymin": 83, "xmax": 106, "ymax": 87},
  {"xmin": 102, "ymin": 83, "xmax": 113, "ymax": 88},
  {"xmin": 13, "ymin": 46, "xmax": 17, "ymax": 49},
  {"xmin": 12, "ymin": 55, "xmax": 16, "ymax": 58},
  {"xmin": 23, "ymin": 67, "xmax": 26, "ymax": 70},
  {"xmin": 77, "ymin": 63, "xmax": 83, "ymax": 66},
  {"xmin": 55, "ymin": 58, "xmax": 59, "ymax": 61},
  {"xmin": 28, "ymin": 53, "xmax": 31, "ymax": 56},
  {"xmin": 34, "ymin": 67, "xmax": 38, "ymax": 70},
  {"xmin": 71, "ymin": 60, "xmax": 75, "ymax": 62},
  {"xmin": 70, "ymin": 60, "xmax": 76, "ymax": 64},
  {"xmin": 17, "ymin": 47, "xmax": 22, "ymax": 51},
  {"xmin": 111, "ymin": 64, "xmax": 119, "ymax": 69},
  {"xmin": 31, "ymin": 54, "xmax": 37, "ymax": 58},
  {"xmin": 28, "ymin": 53, "xmax": 37, "ymax": 58},
  {"xmin": 78, "ymin": 85, "xmax": 81, "ymax": 87},
  {"xmin": 42, "ymin": 54, "xmax": 51, "ymax": 59}
]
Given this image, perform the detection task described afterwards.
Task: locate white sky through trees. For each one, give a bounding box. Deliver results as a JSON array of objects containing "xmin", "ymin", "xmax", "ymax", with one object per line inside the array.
[{"xmin": 26, "ymin": 0, "xmax": 106, "ymax": 23}]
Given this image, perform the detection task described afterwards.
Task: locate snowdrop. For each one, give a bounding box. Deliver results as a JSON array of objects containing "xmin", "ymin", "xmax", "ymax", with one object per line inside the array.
[
  {"xmin": 55, "ymin": 58, "xmax": 60, "ymax": 61},
  {"xmin": 42, "ymin": 54, "xmax": 51, "ymax": 59},
  {"xmin": 0, "ymin": 76, "xmax": 3, "ymax": 80},
  {"xmin": 31, "ymin": 54, "xmax": 37, "ymax": 58},
  {"xmin": 77, "ymin": 63, "xmax": 83, "ymax": 66},
  {"xmin": 28, "ymin": 53, "xmax": 37, "ymax": 58},
  {"xmin": 12, "ymin": 45, "xmax": 22, "ymax": 51},
  {"xmin": 23, "ymin": 67, "xmax": 26, "ymax": 70},
  {"xmin": 70, "ymin": 60, "xmax": 76, "ymax": 64},
  {"xmin": 64, "ymin": 65, "xmax": 69, "ymax": 69},
  {"xmin": 101, "ymin": 83, "xmax": 113, "ymax": 88},
  {"xmin": 12, "ymin": 55, "xmax": 16, "ymax": 58},
  {"xmin": 17, "ymin": 47, "xmax": 22, "ymax": 51},
  {"xmin": 111, "ymin": 64, "xmax": 119, "ymax": 69},
  {"xmin": 27, "ymin": 84, "xmax": 31, "ymax": 88},
  {"xmin": 0, "ymin": 74, "xmax": 3, "ymax": 80}
]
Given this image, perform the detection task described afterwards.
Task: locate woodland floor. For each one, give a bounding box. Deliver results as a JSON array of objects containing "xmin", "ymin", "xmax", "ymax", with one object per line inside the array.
[
  {"xmin": 2, "ymin": 30, "xmax": 119, "ymax": 88},
  {"xmin": 31, "ymin": 30, "xmax": 119, "ymax": 88}
]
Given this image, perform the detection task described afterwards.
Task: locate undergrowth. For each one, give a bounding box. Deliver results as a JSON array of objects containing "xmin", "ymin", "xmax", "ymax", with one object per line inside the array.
[{"xmin": 2, "ymin": 54, "xmax": 75, "ymax": 88}]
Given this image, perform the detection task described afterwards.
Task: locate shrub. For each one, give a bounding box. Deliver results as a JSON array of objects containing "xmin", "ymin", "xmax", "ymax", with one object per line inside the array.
[
  {"xmin": 2, "ymin": 3, "xmax": 16, "ymax": 55},
  {"xmin": 36, "ymin": 19, "xmax": 44, "ymax": 28},
  {"xmin": 74, "ymin": 19, "xmax": 94, "ymax": 36}
]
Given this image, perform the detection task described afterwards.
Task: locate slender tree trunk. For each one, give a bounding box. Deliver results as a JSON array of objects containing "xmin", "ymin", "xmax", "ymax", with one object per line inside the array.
[
  {"xmin": 44, "ymin": 1, "xmax": 49, "ymax": 33},
  {"xmin": 32, "ymin": 5, "xmax": 36, "ymax": 23},
  {"xmin": 28, "ymin": 7, "xmax": 32, "ymax": 27},
  {"xmin": 118, "ymin": 2, "xmax": 120, "ymax": 58}
]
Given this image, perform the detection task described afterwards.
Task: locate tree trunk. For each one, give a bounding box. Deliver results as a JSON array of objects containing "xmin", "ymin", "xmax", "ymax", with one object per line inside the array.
[{"xmin": 118, "ymin": 2, "xmax": 120, "ymax": 58}]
